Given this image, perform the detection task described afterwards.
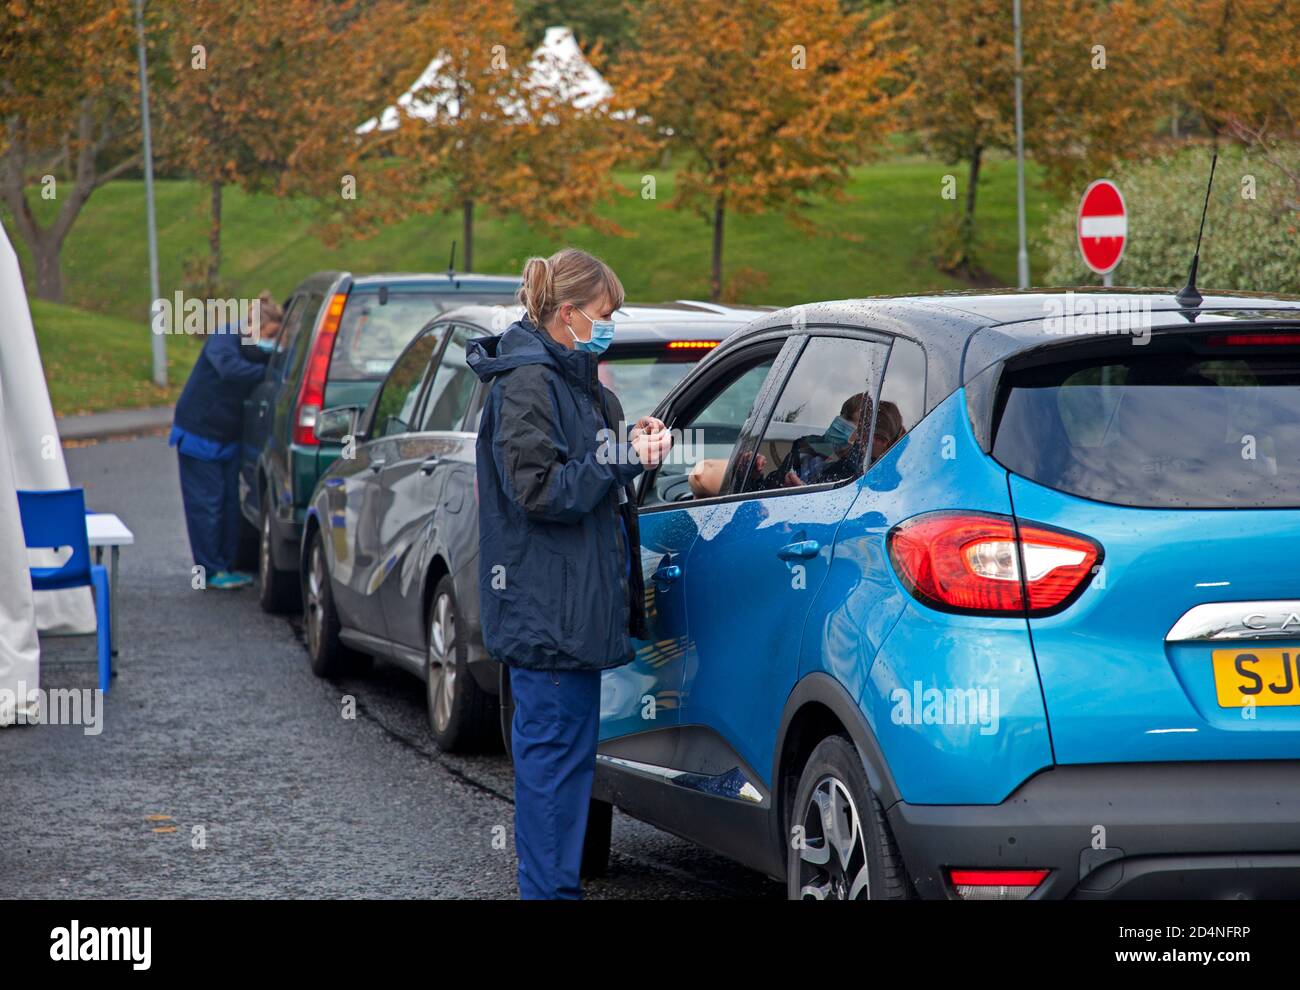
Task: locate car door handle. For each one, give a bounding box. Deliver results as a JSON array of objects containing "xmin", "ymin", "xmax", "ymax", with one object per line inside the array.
[
  {"xmin": 369, "ymin": 458, "xmax": 386, "ymax": 473},
  {"xmin": 652, "ymin": 564, "xmax": 681, "ymax": 588},
  {"xmin": 419, "ymin": 455, "xmax": 441, "ymax": 474},
  {"xmin": 777, "ymin": 539, "xmax": 821, "ymax": 560}
]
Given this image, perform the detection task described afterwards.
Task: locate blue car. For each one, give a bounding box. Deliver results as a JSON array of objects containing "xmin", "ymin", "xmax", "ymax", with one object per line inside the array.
[{"xmin": 588, "ymin": 289, "xmax": 1300, "ymax": 899}]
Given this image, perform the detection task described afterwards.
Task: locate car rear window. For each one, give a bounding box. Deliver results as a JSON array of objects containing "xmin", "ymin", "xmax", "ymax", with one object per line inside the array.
[
  {"xmin": 329, "ymin": 289, "xmax": 515, "ymax": 381},
  {"xmin": 992, "ymin": 344, "xmax": 1300, "ymax": 508},
  {"xmin": 597, "ymin": 345, "xmax": 714, "ymax": 422}
]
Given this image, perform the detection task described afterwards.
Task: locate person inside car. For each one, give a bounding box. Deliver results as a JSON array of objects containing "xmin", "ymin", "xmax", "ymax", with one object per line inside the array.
[
  {"xmin": 170, "ymin": 291, "xmax": 282, "ymax": 590},
  {"xmin": 769, "ymin": 397, "xmax": 905, "ymax": 488},
  {"xmin": 467, "ymin": 248, "xmax": 672, "ymax": 900},
  {"xmin": 687, "ymin": 392, "xmax": 881, "ymax": 497}
]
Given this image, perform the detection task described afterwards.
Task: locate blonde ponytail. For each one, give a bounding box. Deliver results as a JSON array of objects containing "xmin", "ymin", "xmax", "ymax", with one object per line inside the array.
[{"xmin": 515, "ymin": 248, "xmax": 624, "ymax": 328}]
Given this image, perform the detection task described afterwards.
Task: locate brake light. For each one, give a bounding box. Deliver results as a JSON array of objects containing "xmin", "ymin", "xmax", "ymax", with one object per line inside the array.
[
  {"xmin": 949, "ymin": 868, "xmax": 1048, "ymax": 900},
  {"xmin": 294, "ymin": 291, "xmax": 348, "ymax": 446},
  {"xmin": 887, "ymin": 510, "xmax": 1101, "ymax": 616},
  {"xmin": 1207, "ymin": 332, "xmax": 1300, "ymax": 347},
  {"xmin": 667, "ymin": 340, "xmax": 719, "ymax": 350}
]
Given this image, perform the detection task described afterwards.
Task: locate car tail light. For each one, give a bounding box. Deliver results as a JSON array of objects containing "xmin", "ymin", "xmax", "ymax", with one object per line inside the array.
[
  {"xmin": 887, "ymin": 510, "xmax": 1101, "ymax": 616},
  {"xmin": 949, "ymin": 868, "xmax": 1048, "ymax": 900},
  {"xmin": 666, "ymin": 340, "xmax": 718, "ymax": 350},
  {"xmin": 294, "ymin": 291, "xmax": 348, "ymax": 446},
  {"xmin": 1207, "ymin": 331, "xmax": 1300, "ymax": 347}
]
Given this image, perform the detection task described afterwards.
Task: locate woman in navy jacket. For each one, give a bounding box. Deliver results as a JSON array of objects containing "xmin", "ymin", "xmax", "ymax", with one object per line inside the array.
[
  {"xmin": 170, "ymin": 292, "xmax": 282, "ymax": 590},
  {"xmin": 468, "ymin": 249, "xmax": 672, "ymax": 898}
]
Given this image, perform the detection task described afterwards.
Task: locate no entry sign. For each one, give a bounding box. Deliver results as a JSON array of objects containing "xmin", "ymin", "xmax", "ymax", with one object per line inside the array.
[{"xmin": 1077, "ymin": 179, "xmax": 1127, "ymax": 275}]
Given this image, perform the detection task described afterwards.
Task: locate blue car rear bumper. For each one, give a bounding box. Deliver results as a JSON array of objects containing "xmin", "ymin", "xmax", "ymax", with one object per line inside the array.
[{"xmin": 889, "ymin": 759, "xmax": 1300, "ymax": 899}]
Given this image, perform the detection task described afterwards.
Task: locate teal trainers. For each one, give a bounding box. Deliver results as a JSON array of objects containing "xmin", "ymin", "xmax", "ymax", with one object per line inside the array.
[{"xmin": 209, "ymin": 571, "xmax": 253, "ymax": 590}]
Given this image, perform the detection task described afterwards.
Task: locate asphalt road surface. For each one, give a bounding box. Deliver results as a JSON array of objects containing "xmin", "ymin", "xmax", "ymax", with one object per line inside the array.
[{"xmin": 0, "ymin": 432, "xmax": 782, "ymax": 900}]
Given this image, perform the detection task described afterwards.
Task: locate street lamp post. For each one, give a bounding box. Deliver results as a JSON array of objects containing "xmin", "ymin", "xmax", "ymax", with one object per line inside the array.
[{"xmin": 133, "ymin": 0, "xmax": 165, "ymax": 387}]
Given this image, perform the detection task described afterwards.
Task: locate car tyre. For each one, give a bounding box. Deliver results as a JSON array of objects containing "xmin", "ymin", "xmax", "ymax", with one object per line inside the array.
[
  {"xmin": 787, "ymin": 735, "xmax": 912, "ymax": 900},
  {"xmin": 426, "ymin": 576, "xmax": 499, "ymax": 753},
  {"xmin": 258, "ymin": 492, "xmax": 300, "ymax": 614},
  {"xmin": 302, "ymin": 528, "xmax": 368, "ymax": 678}
]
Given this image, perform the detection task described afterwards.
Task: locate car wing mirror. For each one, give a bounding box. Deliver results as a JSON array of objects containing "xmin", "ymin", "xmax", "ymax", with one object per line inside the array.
[{"xmin": 315, "ymin": 404, "xmax": 362, "ymax": 444}]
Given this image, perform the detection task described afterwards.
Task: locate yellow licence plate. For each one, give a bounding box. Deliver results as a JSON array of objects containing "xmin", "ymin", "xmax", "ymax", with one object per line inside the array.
[{"xmin": 1213, "ymin": 648, "xmax": 1300, "ymax": 707}]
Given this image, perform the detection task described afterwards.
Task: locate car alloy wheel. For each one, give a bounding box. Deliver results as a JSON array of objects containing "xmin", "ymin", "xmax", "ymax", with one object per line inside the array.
[
  {"xmin": 305, "ymin": 539, "xmax": 326, "ymax": 660},
  {"xmin": 427, "ymin": 591, "xmax": 457, "ymax": 734},
  {"xmin": 795, "ymin": 774, "xmax": 871, "ymax": 899}
]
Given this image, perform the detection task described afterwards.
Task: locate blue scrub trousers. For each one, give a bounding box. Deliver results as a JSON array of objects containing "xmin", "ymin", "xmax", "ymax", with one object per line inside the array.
[
  {"xmin": 509, "ymin": 665, "xmax": 602, "ymax": 900},
  {"xmin": 177, "ymin": 451, "xmax": 242, "ymax": 575}
]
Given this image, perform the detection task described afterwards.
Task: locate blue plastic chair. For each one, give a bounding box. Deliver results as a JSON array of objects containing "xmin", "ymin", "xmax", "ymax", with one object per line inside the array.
[{"xmin": 16, "ymin": 488, "xmax": 112, "ymax": 693}]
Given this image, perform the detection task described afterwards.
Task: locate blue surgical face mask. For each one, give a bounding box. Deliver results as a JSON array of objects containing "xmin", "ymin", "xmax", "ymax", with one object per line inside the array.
[
  {"xmin": 824, "ymin": 414, "xmax": 855, "ymax": 447},
  {"xmin": 570, "ymin": 308, "xmax": 616, "ymax": 355},
  {"xmin": 255, "ymin": 338, "xmax": 276, "ymax": 353}
]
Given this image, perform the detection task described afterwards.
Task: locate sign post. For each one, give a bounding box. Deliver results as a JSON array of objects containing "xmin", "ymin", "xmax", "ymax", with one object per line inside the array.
[{"xmin": 1077, "ymin": 179, "xmax": 1127, "ymax": 287}]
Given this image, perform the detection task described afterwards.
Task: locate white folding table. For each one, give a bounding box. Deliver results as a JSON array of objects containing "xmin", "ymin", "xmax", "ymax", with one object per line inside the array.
[{"xmin": 86, "ymin": 512, "xmax": 134, "ymax": 657}]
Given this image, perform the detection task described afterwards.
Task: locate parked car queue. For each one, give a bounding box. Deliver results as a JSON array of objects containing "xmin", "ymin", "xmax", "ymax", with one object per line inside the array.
[{"xmin": 241, "ymin": 276, "xmax": 1300, "ymax": 899}]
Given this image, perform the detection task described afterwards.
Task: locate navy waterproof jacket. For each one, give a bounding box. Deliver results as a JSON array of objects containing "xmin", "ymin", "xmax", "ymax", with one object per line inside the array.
[
  {"xmin": 172, "ymin": 325, "xmax": 271, "ymax": 444},
  {"xmin": 467, "ymin": 318, "xmax": 648, "ymax": 672}
]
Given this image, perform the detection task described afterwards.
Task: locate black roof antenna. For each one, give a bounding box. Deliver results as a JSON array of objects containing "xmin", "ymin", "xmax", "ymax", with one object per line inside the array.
[
  {"xmin": 1174, "ymin": 153, "xmax": 1218, "ymax": 309},
  {"xmin": 447, "ymin": 241, "xmax": 457, "ymax": 279}
]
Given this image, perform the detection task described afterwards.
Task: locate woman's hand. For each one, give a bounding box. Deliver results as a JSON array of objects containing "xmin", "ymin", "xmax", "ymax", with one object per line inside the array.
[
  {"xmin": 632, "ymin": 426, "xmax": 673, "ymax": 468},
  {"xmin": 630, "ymin": 415, "xmax": 667, "ymax": 439}
]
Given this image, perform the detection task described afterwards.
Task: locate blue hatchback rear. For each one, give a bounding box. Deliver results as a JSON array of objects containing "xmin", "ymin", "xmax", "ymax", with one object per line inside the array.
[{"xmin": 593, "ymin": 290, "xmax": 1300, "ymax": 900}]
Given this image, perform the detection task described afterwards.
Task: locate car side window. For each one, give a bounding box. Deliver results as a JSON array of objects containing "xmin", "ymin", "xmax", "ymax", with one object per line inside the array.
[
  {"xmin": 284, "ymin": 292, "xmax": 325, "ymax": 384},
  {"xmin": 642, "ymin": 353, "xmax": 776, "ymax": 507},
  {"xmin": 267, "ymin": 296, "xmax": 301, "ymax": 379},
  {"xmin": 371, "ymin": 331, "xmax": 441, "ymax": 439},
  {"xmin": 738, "ymin": 335, "xmax": 889, "ymax": 494},
  {"xmin": 419, "ymin": 324, "xmax": 481, "ymax": 432},
  {"xmin": 870, "ymin": 338, "xmax": 926, "ymax": 466}
]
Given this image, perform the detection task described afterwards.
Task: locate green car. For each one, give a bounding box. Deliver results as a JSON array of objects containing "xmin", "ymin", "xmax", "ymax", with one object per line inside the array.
[{"xmin": 238, "ymin": 270, "xmax": 520, "ymax": 612}]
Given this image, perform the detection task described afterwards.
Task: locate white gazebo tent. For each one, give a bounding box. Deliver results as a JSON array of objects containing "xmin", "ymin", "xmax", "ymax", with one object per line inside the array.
[
  {"xmin": 0, "ymin": 218, "xmax": 97, "ymax": 725},
  {"xmin": 356, "ymin": 26, "xmax": 613, "ymax": 134}
]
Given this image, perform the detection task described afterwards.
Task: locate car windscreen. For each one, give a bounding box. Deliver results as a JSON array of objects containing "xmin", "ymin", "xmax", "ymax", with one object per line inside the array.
[
  {"xmin": 329, "ymin": 290, "xmax": 516, "ymax": 381},
  {"xmin": 597, "ymin": 345, "xmax": 717, "ymax": 422},
  {"xmin": 991, "ymin": 342, "xmax": 1300, "ymax": 508}
]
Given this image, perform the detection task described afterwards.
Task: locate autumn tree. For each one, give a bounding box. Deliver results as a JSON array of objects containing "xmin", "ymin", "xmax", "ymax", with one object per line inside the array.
[
  {"xmin": 1158, "ymin": 0, "xmax": 1300, "ymax": 206},
  {"xmin": 160, "ymin": 0, "xmax": 402, "ymax": 295},
  {"xmin": 1022, "ymin": 0, "xmax": 1168, "ymax": 187},
  {"xmin": 615, "ymin": 0, "xmax": 904, "ymax": 301},
  {"xmin": 317, "ymin": 0, "xmax": 624, "ymax": 271},
  {"xmin": 1158, "ymin": 0, "xmax": 1300, "ymax": 146},
  {"xmin": 0, "ymin": 0, "xmax": 139, "ymax": 301},
  {"xmin": 896, "ymin": 0, "xmax": 1164, "ymax": 276},
  {"xmin": 895, "ymin": 0, "xmax": 1015, "ymax": 275}
]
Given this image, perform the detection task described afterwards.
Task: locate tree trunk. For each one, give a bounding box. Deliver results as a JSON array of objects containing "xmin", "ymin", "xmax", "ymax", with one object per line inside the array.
[
  {"xmin": 461, "ymin": 200, "xmax": 474, "ymax": 272},
  {"xmin": 31, "ymin": 235, "xmax": 65, "ymax": 302},
  {"xmin": 207, "ymin": 179, "xmax": 223, "ymax": 296},
  {"xmin": 710, "ymin": 197, "xmax": 725, "ymax": 302},
  {"xmin": 959, "ymin": 144, "xmax": 984, "ymax": 272}
]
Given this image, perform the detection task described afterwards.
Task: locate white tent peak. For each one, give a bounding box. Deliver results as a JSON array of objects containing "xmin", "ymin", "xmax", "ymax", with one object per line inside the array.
[{"xmin": 356, "ymin": 25, "xmax": 612, "ymax": 135}]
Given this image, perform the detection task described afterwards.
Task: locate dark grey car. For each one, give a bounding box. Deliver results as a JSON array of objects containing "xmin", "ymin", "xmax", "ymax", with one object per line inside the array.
[{"xmin": 299, "ymin": 302, "xmax": 765, "ymax": 753}]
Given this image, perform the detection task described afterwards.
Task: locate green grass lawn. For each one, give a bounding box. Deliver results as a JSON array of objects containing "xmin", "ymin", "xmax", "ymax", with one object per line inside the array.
[
  {"xmin": 30, "ymin": 299, "xmax": 203, "ymax": 417},
  {"xmin": 12, "ymin": 155, "xmax": 1061, "ymax": 414}
]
